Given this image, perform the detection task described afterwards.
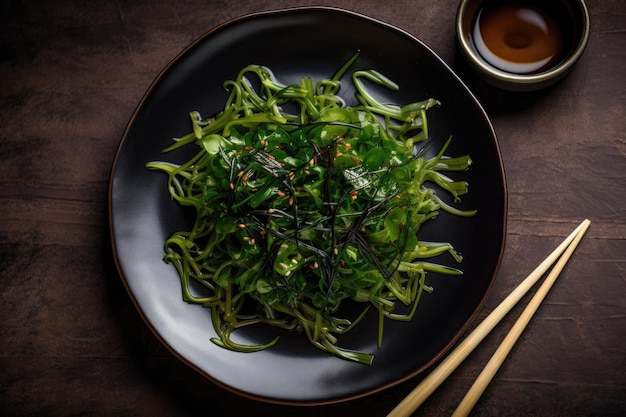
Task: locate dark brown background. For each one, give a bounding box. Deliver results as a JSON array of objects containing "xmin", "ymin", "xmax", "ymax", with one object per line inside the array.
[{"xmin": 1, "ymin": 1, "xmax": 624, "ymax": 416}]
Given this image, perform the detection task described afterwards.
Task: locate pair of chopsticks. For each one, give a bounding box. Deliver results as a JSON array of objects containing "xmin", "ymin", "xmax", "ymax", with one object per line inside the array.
[{"xmin": 387, "ymin": 218, "xmax": 591, "ymax": 417}]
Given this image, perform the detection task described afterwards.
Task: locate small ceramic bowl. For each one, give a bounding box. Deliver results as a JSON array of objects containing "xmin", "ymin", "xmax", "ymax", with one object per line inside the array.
[{"xmin": 456, "ymin": 0, "xmax": 590, "ymax": 92}]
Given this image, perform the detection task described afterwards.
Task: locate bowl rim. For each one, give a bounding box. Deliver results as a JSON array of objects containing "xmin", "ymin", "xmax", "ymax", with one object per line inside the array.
[{"xmin": 455, "ymin": 0, "xmax": 590, "ymax": 91}]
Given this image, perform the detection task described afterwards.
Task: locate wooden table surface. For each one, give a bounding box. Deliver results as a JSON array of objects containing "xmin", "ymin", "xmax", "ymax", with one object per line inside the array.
[{"xmin": 1, "ymin": 1, "xmax": 624, "ymax": 416}]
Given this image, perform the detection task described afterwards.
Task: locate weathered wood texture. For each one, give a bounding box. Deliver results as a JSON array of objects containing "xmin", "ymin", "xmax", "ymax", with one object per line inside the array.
[{"xmin": 1, "ymin": 1, "xmax": 624, "ymax": 416}]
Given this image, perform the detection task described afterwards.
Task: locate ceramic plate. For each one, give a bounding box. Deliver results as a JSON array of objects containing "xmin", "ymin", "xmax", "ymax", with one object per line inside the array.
[{"xmin": 109, "ymin": 7, "xmax": 507, "ymax": 405}]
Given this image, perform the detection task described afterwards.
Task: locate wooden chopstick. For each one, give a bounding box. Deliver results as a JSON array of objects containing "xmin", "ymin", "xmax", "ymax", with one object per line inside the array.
[
  {"xmin": 386, "ymin": 219, "xmax": 591, "ymax": 417},
  {"xmin": 451, "ymin": 218, "xmax": 591, "ymax": 417}
]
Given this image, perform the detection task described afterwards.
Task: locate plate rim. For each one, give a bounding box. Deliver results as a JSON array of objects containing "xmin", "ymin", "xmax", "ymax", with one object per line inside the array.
[{"xmin": 107, "ymin": 5, "xmax": 508, "ymax": 406}]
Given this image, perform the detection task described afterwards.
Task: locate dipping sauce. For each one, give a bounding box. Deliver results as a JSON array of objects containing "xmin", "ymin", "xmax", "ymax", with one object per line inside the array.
[{"xmin": 473, "ymin": 3, "xmax": 564, "ymax": 74}]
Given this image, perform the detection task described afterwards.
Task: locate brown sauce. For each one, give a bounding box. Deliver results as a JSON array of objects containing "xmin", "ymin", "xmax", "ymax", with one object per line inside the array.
[{"xmin": 473, "ymin": 3, "xmax": 564, "ymax": 74}]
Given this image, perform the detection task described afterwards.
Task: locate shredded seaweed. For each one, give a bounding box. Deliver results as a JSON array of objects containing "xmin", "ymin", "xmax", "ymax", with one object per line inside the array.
[{"xmin": 147, "ymin": 52, "xmax": 475, "ymax": 365}]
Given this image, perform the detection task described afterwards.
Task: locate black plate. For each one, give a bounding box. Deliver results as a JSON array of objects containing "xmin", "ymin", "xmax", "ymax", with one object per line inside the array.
[{"xmin": 108, "ymin": 7, "xmax": 507, "ymax": 405}]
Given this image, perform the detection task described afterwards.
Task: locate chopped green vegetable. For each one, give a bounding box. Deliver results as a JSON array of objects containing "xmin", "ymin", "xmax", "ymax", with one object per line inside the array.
[{"xmin": 147, "ymin": 53, "xmax": 475, "ymax": 365}]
